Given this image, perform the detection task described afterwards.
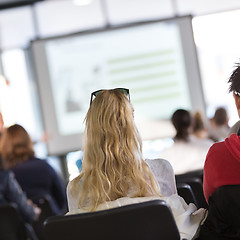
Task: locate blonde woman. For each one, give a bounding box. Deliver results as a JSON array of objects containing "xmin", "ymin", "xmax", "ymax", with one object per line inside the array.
[{"xmin": 67, "ymin": 88, "xmax": 206, "ymax": 240}]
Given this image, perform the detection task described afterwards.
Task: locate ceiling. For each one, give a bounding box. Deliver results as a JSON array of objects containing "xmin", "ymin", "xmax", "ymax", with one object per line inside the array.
[
  {"xmin": 0, "ymin": 0, "xmax": 43, "ymax": 9},
  {"xmin": 1, "ymin": 0, "xmax": 240, "ymax": 16}
]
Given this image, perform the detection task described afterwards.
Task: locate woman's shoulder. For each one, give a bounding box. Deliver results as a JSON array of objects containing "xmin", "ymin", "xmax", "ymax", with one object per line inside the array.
[
  {"xmin": 145, "ymin": 158, "xmax": 174, "ymax": 174},
  {"xmin": 67, "ymin": 175, "xmax": 83, "ymax": 194},
  {"xmin": 145, "ymin": 158, "xmax": 171, "ymax": 166}
]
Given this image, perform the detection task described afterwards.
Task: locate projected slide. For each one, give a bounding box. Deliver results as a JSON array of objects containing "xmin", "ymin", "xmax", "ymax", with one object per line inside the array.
[{"xmin": 45, "ymin": 21, "xmax": 191, "ymax": 136}]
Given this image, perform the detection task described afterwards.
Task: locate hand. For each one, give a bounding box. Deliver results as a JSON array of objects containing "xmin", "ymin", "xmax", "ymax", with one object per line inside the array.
[
  {"xmin": 27, "ymin": 199, "xmax": 41, "ymax": 220},
  {"xmin": 33, "ymin": 206, "xmax": 41, "ymax": 220},
  {"xmin": 27, "ymin": 199, "xmax": 33, "ymax": 205}
]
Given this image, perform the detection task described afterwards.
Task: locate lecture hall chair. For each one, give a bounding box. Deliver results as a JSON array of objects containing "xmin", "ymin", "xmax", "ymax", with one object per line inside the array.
[{"xmin": 44, "ymin": 200, "xmax": 181, "ymax": 240}]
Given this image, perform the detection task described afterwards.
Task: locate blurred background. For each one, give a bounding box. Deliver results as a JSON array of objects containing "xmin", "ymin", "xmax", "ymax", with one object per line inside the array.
[{"xmin": 1, "ymin": 0, "xmax": 240, "ymax": 180}]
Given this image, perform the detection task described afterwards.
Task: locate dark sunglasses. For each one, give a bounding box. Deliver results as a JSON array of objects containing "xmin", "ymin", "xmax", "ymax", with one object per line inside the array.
[{"xmin": 90, "ymin": 88, "xmax": 130, "ymax": 105}]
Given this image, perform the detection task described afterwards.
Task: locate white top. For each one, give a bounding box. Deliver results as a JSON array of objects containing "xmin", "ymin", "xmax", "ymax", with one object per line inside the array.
[
  {"xmin": 66, "ymin": 158, "xmax": 206, "ymax": 240},
  {"xmin": 145, "ymin": 158, "xmax": 177, "ymax": 196},
  {"xmin": 159, "ymin": 136, "xmax": 213, "ymax": 175},
  {"xmin": 67, "ymin": 158, "xmax": 176, "ymax": 211}
]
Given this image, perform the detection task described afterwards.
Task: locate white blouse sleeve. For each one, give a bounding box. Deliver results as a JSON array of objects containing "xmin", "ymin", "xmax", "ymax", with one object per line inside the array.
[
  {"xmin": 145, "ymin": 158, "xmax": 177, "ymax": 196},
  {"xmin": 66, "ymin": 181, "xmax": 78, "ymax": 213}
]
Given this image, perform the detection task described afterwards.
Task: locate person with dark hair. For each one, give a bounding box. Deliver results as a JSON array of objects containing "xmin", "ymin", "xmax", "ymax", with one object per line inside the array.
[
  {"xmin": 208, "ymin": 107, "xmax": 229, "ymax": 142},
  {"xmin": 0, "ymin": 124, "xmax": 67, "ymax": 215},
  {"xmin": 204, "ymin": 64, "xmax": 240, "ymax": 202},
  {"xmin": 198, "ymin": 64, "xmax": 240, "ymax": 240},
  {"xmin": 66, "ymin": 89, "xmax": 206, "ymax": 239},
  {"xmin": 228, "ymin": 67, "xmax": 240, "ymax": 135},
  {"xmin": 198, "ymin": 64, "xmax": 240, "ymax": 239},
  {"xmin": 171, "ymin": 109, "xmax": 192, "ymax": 141},
  {"xmin": 160, "ymin": 109, "xmax": 212, "ymax": 174}
]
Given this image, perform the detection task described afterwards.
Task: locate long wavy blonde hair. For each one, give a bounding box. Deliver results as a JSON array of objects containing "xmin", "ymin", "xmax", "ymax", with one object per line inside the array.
[{"xmin": 71, "ymin": 89, "xmax": 160, "ymax": 211}]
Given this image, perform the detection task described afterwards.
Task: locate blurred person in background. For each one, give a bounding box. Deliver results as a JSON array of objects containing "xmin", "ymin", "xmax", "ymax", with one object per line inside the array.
[
  {"xmin": 0, "ymin": 157, "xmax": 40, "ymax": 223},
  {"xmin": 0, "ymin": 148, "xmax": 41, "ymax": 240},
  {"xmin": 160, "ymin": 109, "xmax": 212, "ymax": 175},
  {"xmin": 208, "ymin": 107, "xmax": 229, "ymax": 142},
  {"xmin": 192, "ymin": 111, "xmax": 209, "ymax": 139},
  {"xmin": 0, "ymin": 124, "xmax": 67, "ymax": 215},
  {"xmin": 192, "ymin": 111, "xmax": 214, "ymax": 146}
]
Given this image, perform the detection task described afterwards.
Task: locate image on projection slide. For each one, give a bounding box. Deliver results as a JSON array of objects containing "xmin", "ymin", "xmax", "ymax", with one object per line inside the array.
[{"xmin": 45, "ymin": 21, "xmax": 191, "ymax": 137}]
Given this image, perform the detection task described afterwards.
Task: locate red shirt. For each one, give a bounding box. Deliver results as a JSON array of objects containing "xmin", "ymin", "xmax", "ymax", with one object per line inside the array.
[{"xmin": 203, "ymin": 134, "xmax": 240, "ymax": 202}]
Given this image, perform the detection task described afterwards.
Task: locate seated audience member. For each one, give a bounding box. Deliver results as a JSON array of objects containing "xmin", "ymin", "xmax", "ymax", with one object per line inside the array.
[
  {"xmin": 66, "ymin": 89, "xmax": 206, "ymax": 240},
  {"xmin": 0, "ymin": 156, "xmax": 40, "ymax": 223},
  {"xmin": 208, "ymin": 107, "xmax": 229, "ymax": 142},
  {"xmin": 192, "ymin": 112, "xmax": 208, "ymax": 139},
  {"xmin": 192, "ymin": 111, "xmax": 214, "ymax": 145},
  {"xmin": 200, "ymin": 63, "xmax": 240, "ymax": 239},
  {"xmin": 204, "ymin": 65, "xmax": 240, "ymax": 202},
  {"xmin": 160, "ymin": 109, "xmax": 212, "ymax": 175},
  {"xmin": 0, "ymin": 124, "xmax": 67, "ymax": 215}
]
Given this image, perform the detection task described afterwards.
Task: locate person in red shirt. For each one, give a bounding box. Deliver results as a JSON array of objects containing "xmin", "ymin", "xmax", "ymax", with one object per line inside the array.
[{"xmin": 203, "ymin": 63, "xmax": 240, "ymax": 203}]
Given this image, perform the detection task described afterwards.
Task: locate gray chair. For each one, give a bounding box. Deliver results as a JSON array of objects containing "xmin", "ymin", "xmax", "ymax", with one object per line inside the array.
[{"xmin": 44, "ymin": 200, "xmax": 181, "ymax": 240}]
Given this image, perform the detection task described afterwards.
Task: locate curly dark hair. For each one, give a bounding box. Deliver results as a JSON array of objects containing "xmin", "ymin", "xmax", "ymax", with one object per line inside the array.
[{"xmin": 228, "ymin": 62, "xmax": 240, "ymax": 93}]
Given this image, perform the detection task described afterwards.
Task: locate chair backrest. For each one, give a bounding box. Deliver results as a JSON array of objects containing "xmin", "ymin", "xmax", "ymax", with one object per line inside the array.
[
  {"xmin": 176, "ymin": 173, "xmax": 208, "ymax": 209},
  {"xmin": 175, "ymin": 170, "xmax": 203, "ymax": 182},
  {"xmin": 31, "ymin": 195, "xmax": 56, "ymax": 220},
  {"xmin": 31, "ymin": 195, "xmax": 57, "ymax": 240},
  {"xmin": 177, "ymin": 183, "xmax": 199, "ymax": 208},
  {"xmin": 44, "ymin": 200, "xmax": 180, "ymax": 240},
  {"xmin": 198, "ymin": 185, "xmax": 240, "ymax": 240},
  {"xmin": 0, "ymin": 204, "xmax": 29, "ymax": 240}
]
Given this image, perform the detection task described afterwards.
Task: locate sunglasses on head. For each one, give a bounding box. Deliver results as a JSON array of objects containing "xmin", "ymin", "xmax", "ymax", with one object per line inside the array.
[{"xmin": 90, "ymin": 88, "xmax": 130, "ymax": 105}]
